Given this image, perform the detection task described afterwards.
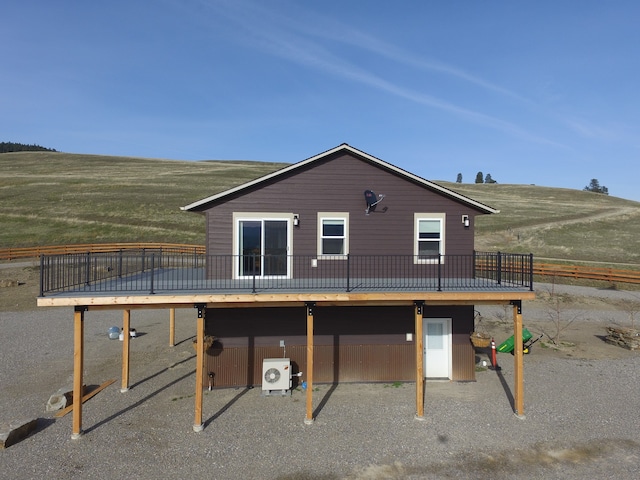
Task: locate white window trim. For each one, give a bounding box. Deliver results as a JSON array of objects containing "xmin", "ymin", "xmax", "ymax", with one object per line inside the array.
[
  {"xmin": 232, "ymin": 212, "xmax": 293, "ymax": 279},
  {"xmin": 414, "ymin": 213, "xmax": 446, "ymax": 264},
  {"xmin": 317, "ymin": 212, "xmax": 349, "ymax": 259}
]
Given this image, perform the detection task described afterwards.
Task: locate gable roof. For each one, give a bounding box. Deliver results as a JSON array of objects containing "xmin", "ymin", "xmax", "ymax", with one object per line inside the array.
[{"xmin": 181, "ymin": 143, "xmax": 499, "ymax": 214}]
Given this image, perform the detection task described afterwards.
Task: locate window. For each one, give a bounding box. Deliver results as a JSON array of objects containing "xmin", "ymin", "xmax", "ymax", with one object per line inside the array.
[
  {"xmin": 414, "ymin": 213, "xmax": 445, "ymax": 263},
  {"xmin": 233, "ymin": 213, "xmax": 292, "ymax": 278},
  {"xmin": 318, "ymin": 213, "xmax": 349, "ymax": 257}
]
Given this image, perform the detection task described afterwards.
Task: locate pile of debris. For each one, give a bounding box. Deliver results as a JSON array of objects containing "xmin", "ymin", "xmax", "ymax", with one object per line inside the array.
[
  {"xmin": 605, "ymin": 326, "xmax": 640, "ymax": 350},
  {"xmin": 192, "ymin": 335, "xmax": 216, "ymax": 351}
]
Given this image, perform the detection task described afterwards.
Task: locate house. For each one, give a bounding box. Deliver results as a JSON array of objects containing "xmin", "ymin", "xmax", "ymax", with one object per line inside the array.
[
  {"xmin": 38, "ymin": 143, "xmax": 535, "ymax": 436},
  {"xmin": 181, "ymin": 143, "xmax": 534, "ymax": 413}
]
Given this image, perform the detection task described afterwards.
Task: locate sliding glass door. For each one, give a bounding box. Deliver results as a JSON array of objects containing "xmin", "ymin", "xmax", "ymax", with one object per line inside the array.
[{"xmin": 238, "ymin": 219, "xmax": 289, "ymax": 277}]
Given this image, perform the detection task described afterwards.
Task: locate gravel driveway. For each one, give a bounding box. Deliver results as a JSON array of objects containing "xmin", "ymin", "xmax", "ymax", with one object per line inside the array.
[{"xmin": 1, "ymin": 284, "xmax": 639, "ymax": 479}]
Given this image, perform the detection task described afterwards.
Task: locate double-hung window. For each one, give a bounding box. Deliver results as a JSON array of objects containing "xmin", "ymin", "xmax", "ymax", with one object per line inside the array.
[
  {"xmin": 414, "ymin": 213, "xmax": 445, "ymax": 263},
  {"xmin": 318, "ymin": 213, "xmax": 348, "ymax": 258}
]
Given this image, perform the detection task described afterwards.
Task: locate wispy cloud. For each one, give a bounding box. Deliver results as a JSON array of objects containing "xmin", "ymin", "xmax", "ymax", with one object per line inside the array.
[
  {"xmin": 176, "ymin": 0, "xmax": 562, "ymax": 147},
  {"xmin": 564, "ymin": 117, "xmax": 624, "ymax": 141}
]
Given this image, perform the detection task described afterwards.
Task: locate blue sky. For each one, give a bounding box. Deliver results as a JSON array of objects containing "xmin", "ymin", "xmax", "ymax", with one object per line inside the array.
[{"xmin": 2, "ymin": 1, "xmax": 639, "ymax": 201}]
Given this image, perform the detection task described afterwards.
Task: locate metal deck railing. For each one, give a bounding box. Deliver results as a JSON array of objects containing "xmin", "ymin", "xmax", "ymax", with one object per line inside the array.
[{"xmin": 39, "ymin": 251, "xmax": 534, "ymax": 296}]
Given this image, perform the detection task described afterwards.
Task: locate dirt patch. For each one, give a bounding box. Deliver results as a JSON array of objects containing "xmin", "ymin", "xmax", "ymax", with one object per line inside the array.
[
  {"xmin": 476, "ymin": 286, "xmax": 640, "ymax": 361},
  {"xmin": 0, "ymin": 265, "xmax": 40, "ymax": 311}
]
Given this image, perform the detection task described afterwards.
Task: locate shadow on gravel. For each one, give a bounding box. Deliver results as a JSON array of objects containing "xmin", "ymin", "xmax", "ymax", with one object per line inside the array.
[
  {"xmin": 129, "ymin": 354, "xmax": 195, "ymax": 390},
  {"xmin": 83, "ymin": 357, "xmax": 196, "ymax": 435},
  {"xmin": 313, "ymin": 382, "xmax": 338, "ymax": 420},
  {"xmin": 495, "ymin": 368, "xmax": 515, "ymax": 411},
  {"xmin": 204, "ymin": 387, "xmax": 250, "ymax": 427},
  {"xmin": 35, "ymin": 418, "xmax": 56, "ymax": 434},
  {"xmin": 173, "ymin": 335, "xmax": 196, "ymax": 347}
]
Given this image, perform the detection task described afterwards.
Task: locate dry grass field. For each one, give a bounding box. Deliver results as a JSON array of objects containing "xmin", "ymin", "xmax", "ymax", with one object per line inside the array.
[
  {"xmin": 2, "ymin": 151, "xmax": 639, "ymax": 266},
  {"xmin": 438, "ymin": 181, "xmax": 640, "ymax": 265},
  {"xmin": 0, "ymin": 151, "xmax": 286, "ymax": 247}
]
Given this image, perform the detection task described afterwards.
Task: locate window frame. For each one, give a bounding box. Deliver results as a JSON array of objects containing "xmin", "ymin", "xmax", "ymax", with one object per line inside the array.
[
  {"xmin": 232, "ymin": 212, "xmax": 293, "ymax": 278},
  {"xmin": 414, "ymin": 213, "xmax": 446, "ymax": 264},
  {"xmin": 317, "ymin": 212, "xmax": 349, "ymax": 259}
]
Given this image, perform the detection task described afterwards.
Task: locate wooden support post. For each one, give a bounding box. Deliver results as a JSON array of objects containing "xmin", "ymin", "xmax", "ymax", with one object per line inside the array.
[
  {"xmin": 305, "ymin": 303, "xmax": 315, "ymax": 425},
  {"xmin": 512, "ymin": 301, "xmax": 525, "ymax": 418},
  {"xmin": 169, "ymin": 308, "xmax": 176, "ymax": 347},
  {"xmin": 414, "ymin": 301, "xmax": 425, "ymax": 420},
  {"xmin": 121, "ymin": 309, "xmax": 131, "ymax": 393},
  {"xmin": 72, "ymin": 306, "xmax": 86, "ymax": 439},
  {"xmin": 193, "ymin": 305, "xmax": 205, "ymax": 432}
]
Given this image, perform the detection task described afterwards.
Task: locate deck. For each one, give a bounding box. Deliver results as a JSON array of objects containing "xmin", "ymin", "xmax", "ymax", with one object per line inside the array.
[
  {"xmin": 36, "ymin": 250, "xmax": 535, "ymax": 437},
  {"xmin": 37, "ymin": 251, "xmax": 535, "ymax": 307}
]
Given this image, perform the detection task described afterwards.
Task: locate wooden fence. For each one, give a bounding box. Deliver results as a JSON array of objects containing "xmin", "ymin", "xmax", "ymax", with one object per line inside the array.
[
  {"xmin": 2, "ymin": 243, "xmax": 639, "ymax": 285},
  {"xmin": 0, "ymin": 243, "xmax": 205, "ymax": 260},
  {"xmin": 533, "ymin": 262, "xmax": 640, "ymax": 285}
]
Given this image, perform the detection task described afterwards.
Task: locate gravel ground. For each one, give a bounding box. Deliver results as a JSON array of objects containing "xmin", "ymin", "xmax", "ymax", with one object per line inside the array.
[{"xmin": 1, "ymin": 284, "xmax": 639, "ymax": 479}]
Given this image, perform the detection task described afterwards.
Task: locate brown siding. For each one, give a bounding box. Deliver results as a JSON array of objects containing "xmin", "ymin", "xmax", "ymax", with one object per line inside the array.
[
  {"xmin": 204, "ymin": 344, "xmax": 415, "ymax": 388},
  {"xmin": 202, "ymin": 152, "xmax": 480, "ymax": 258},
  {"xmin": 452, "ymin": 335, "xmax": 476, "ymax": 381},
  {"xmin": 204, "ymin": 304, "xmax": 475, "ymax": 386}
]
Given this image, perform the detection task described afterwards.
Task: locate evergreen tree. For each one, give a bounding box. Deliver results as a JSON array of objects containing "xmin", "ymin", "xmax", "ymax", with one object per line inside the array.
[
  {"xmin": 0, "ymin": 141, "xmax": 57, "ymax": 153},
  {"xmin": 584, "ymin": 179, "xmax": 609, "ymax": 195},
  {"xmin": 456, "ymin": 173, "xmax": 462, "ymax": 183},
  {"xmin": 484, "ymin": 173, "xmax": 497, "ymax": 184},
  {"xmin": 475, "ymin": 171, "xmax": 484, "ymax": 184}
]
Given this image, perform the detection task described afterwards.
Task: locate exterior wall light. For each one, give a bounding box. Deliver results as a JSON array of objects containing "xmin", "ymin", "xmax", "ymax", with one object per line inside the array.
[
  {"xmin": 462, "ymin": 215, "xmax": 470, "ymax": 228},
  {"xmin": 293, "ymin": 214, "xmax": 300, "ymax": 227}
]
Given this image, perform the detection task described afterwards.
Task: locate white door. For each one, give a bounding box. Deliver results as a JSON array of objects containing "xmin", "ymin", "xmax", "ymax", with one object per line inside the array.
[{"xmin": 423, "ymin": 318, "xmax": 452, "ymax": 379}]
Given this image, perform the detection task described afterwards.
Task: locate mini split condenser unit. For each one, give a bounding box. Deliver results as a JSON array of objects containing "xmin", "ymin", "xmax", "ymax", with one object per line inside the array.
[{"xmin": 262, "ymin": 358, "xmax": 292, "ymax": 394}]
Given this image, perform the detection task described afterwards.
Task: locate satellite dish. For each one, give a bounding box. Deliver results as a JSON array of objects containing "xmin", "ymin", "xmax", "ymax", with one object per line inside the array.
[{"xmin": 364, "ymin": 190, "xmax": 385, "ymax": 214}]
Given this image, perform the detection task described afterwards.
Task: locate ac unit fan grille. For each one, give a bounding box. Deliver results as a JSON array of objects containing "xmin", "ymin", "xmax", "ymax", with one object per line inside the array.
[{"xmin": 264, "ymin": 368, "xmax": 281, "ymax": 384}]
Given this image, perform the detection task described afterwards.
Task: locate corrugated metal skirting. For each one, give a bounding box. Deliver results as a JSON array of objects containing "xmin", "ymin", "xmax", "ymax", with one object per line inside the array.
[
  {"xmin": 451, "ymin": 336, "xmax": 476, "ymax": 381},
  {"xmin": 204, "ymin": 344, "xmax": 416, "ymax": 388}
]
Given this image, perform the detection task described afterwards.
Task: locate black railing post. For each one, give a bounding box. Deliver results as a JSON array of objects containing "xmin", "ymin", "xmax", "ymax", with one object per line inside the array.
[
  {"xmin": 252, "ymin": 253, "xmax": 257, "ymax": 294},
  {"xmin": 85, "ymin": 252, "xmax": 91, "ymax": 286},
  {"xmin": 149, "ymin": 253, "xmax": 155, "ymax": 294},
  {"xmin": 346, "ymin": 253, "xmax": 351, "ymax": 292},
  {"xmin": 39, "ymin": 255, "xmax": 45, "ymax": 296},
  {"xmin": 437, "ymin": 254, "xmax": 442, "ymax": 292},
  {"xmin": 497, "ymin": 251, "xmax": 502, "ymax": 285},
  {"xmin": 118, "ymin": 249, "xmax": 123, "ymax": 278},
  {"xmin": 529, "ymin": 253, "xmax": 534, "ymax": 291},
  {"xmin": 472, "ymin": 251, "xmax": 477, "ymax": 279}
]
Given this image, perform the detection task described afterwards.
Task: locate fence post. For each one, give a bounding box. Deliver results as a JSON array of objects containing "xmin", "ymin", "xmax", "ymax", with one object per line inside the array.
[
  {"xmin": 149, "ymin": 253, "xmax": 155, "ymax": 295},
  {"xmin": 497, "ymin": 251, "xmax": 502, "ymax": 285}
]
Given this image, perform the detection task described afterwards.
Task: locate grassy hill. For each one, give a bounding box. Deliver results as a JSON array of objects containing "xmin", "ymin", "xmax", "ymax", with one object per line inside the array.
[
  {"xmin": 437, "ymin": 182, "xmax": 640, "ymax": 265},
  {"xmin": 0, "ymin": 151, "xmax": 287, "ymax": 246},
  {"xmin": 2, "ymin": 151, "xmax": 639, "ymax": 266}
]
